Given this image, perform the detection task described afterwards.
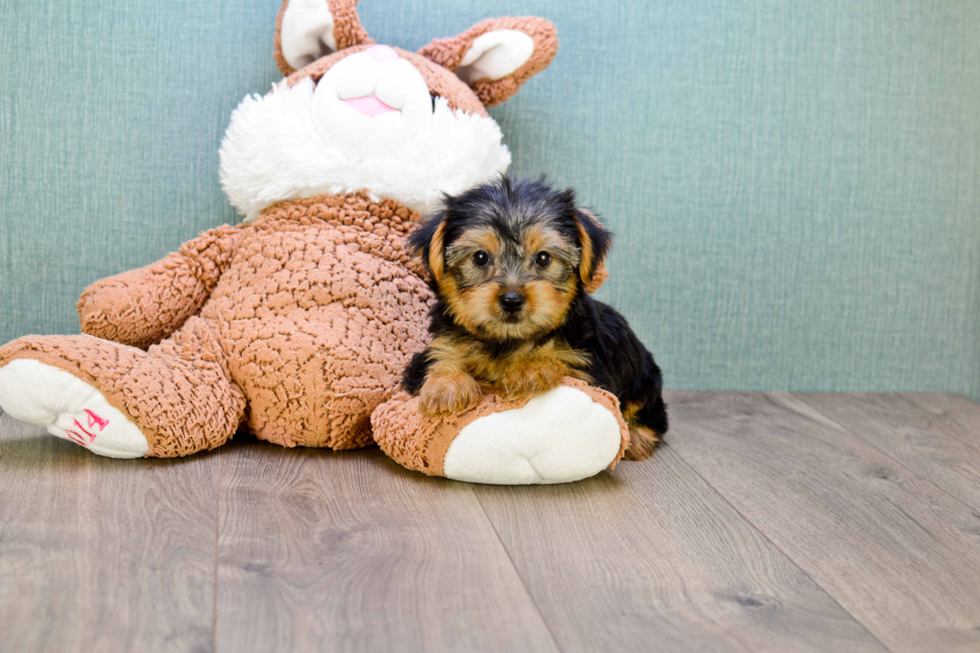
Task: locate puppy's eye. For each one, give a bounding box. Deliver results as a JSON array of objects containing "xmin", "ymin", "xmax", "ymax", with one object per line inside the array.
[
  {"xmin": 534, "ymin": 251, "xmax": 552, "ymax": 268},
  {"xmin": 472, "ymin": 250, "xmax": 490, "ymax": 267}
]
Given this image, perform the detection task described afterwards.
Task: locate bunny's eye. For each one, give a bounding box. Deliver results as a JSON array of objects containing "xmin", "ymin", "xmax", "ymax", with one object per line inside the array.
[{"xmin": 430, "ymin": 93, "xmax": 439, "ymax": 112}]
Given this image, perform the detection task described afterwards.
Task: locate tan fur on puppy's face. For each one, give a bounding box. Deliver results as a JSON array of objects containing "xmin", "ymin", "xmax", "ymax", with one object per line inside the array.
[{"xmin": 439, "ymin": 224, "xmax": 581, "ymax": 341}]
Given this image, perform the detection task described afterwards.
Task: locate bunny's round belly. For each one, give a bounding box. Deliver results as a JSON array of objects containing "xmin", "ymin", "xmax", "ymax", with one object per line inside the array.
[{"xmin": 201, "ymin": 226, "xmax": 432, "ymax": 448}]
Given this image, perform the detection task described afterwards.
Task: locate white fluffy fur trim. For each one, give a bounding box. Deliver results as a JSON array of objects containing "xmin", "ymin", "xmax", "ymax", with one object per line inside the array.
[{"xmin": 219, "ymin": 78, "xmax": 512, "ymax": 221}]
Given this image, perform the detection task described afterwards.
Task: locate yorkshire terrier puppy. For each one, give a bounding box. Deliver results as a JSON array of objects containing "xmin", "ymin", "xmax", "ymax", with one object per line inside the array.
[{"xmin": 403, "ymin": 176, "xmax": 668, "ymax": 460}]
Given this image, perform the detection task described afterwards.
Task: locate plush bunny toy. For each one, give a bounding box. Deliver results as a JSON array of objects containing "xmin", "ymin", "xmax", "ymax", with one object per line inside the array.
[{"xmin": 0, "ymin": 0, "xmax": 629, "ymax": 484}]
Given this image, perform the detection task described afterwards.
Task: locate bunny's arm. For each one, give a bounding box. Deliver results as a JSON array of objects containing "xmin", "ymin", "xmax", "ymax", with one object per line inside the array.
[{"xmin": 77, "ymin": 224, "xmax": 245, "ymax": 349}]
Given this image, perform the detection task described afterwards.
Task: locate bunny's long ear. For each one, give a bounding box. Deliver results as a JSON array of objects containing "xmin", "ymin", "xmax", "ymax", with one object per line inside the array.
[
  {"xmin": 274, "ymin": 0, "xmax": 373, "ymax": 76},
  {"xmin": 419, "ymin": 17, "xmax": 558, "ymax": 107}
]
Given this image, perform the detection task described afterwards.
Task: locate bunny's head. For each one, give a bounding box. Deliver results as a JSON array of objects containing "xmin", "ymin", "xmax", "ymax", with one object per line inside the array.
[{"xmin": 220, "ymin": 0, "xmax": 558, "ymax": 221}]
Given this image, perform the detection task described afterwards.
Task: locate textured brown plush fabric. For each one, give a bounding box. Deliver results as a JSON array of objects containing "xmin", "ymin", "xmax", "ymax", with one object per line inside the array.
[
  {"xmin": 372, "ymin": 377, "xmax": 630, "ymax": 477},
  {"xmin": 197, "ymin": 193, "xmax": 432, "ymax": 450},
  {"xmin": 78, "ymin": 225, "xmax": 244, "ymax": 349},
  {"xmin": 0, "ymin": 189, "xmax": 616, "ymax": 464},
  {"xmin": 418, "ymin": 16, "xmax": 559, "ymax": 107},
  {"xmin": 64, "ymin": 191, "xmax": 615, "ymax": 461},
  {"xmin": 327, "ymin": 0, "xmax": 374, "ymax": 51},
  {"xmin": 274, "ymin": 0, "xmax": 374, "ymax": 77},
  {"xmin": 2, "ymin": 189, "xmax": 617, "ymax": 464},
  {"xmin": 1, "ymin": 192, "xmax": 432, "ymax": 456},
  {"xmin": 0, "ymin": 319, "xmax": 246, "ymax": 457},
  {"xmin": 285, "ymin": 46, "xmax": 490, "ymax": 118},
  {"xmin": 272, "ymin": 0, "xmax": 293, "ymax": 76}
]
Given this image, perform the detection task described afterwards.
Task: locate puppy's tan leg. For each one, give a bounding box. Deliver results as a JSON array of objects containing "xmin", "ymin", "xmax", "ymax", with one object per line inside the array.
[
  {"xmin": 418, "ymin": 336, "xmax": 483, "ymax": 416},
  {"xmin": 419, "ymin": 366, "xmax": 482, "ymax": 416},
  {"xmin": 495, "ymin": 341, "xmax": 590, "ymax": 402},
  {"xmin": 497, "ymin": 358, "xmax": 567, "ymax": 402}
]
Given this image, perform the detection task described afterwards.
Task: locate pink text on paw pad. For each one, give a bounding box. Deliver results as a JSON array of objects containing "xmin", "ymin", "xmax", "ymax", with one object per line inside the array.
[{"xmin": 85, "ymin": 409, "xmax": 109, "ymax": 431}]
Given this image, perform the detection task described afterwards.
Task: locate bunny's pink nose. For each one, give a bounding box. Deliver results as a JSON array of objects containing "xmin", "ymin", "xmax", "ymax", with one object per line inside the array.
[{"xmin": 367, "ymin": 45, "xmax": 400, "ymax": 62}]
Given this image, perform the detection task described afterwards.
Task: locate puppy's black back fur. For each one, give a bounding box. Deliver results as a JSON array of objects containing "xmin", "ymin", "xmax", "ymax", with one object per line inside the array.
[{"xmin": 558, "ymin": 295, "xmax": 668, "ymax": 437}]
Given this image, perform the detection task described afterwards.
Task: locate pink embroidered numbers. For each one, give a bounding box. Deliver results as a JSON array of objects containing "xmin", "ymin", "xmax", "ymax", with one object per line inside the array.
[
  {"xmin": 85, "ymin": 409, "xmax": 109, "ymax": 430},
  {"xmin": 65, "ymin": 410, "xmax": 110, "ymax": 447}
]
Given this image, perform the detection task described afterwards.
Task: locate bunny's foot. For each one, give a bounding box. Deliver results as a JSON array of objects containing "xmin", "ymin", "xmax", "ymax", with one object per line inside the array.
[
  {"xmin": 0, "ymin": 359, "xmax": 148, "ymax": 458},
  {"xmin": 372, "ymin": 378, "xmax": 628, "ymax": 485},
  {"xmin": 0, "ymin": 321, "xmax": 245, "ymax": 458}
]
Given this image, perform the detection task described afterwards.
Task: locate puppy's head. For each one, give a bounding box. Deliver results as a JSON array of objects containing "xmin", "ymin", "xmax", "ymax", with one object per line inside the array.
[{"xmin": 410, "ymin": 176, "xmax": 612, "ymax": 341}]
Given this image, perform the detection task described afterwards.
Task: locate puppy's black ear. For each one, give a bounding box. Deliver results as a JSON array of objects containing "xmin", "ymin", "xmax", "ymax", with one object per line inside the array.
[
  {"xmin": 408, "ymin": 212, "xmax": 448, "ymax": 283},
  {"xmin": 572, "ymin": 208, "xmax": 612, "ymax": 285}
]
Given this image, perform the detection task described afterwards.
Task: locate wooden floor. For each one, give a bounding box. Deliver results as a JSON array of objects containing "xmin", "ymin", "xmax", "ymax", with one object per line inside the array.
[{"xmin": 2, "ymin": 392, "xmax": 980, "ymax": 652}]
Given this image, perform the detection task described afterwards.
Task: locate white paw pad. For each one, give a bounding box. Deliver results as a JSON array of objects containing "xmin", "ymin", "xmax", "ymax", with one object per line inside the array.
[
  {"xmin": 0, "ymin": 359, "xmax": 149, "ymax": 458},
  {"xmin": 443, "ymin": 385, "xmax": 622, "ymax": 485}
]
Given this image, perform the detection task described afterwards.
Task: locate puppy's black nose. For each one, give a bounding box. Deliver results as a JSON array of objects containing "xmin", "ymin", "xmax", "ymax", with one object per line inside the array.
[{"xmin": 500, "ymin": 291, "xmax": 525, "ymax": 313}]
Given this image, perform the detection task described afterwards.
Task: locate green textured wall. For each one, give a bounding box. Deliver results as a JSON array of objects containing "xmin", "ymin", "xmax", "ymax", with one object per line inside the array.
[{"xmin": 2, "ymin": 0, "xmax": 979, "ymax": 396}]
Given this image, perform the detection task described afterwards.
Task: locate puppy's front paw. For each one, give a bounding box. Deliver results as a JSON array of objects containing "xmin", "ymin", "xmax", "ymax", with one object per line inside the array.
[
  {"xmin": 498, "ymin": 361, "xmax": 566, "ymax": 402},
  {"xmin": 419, "ymin": 372, "xmax": 483, "ymax": 416}
]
